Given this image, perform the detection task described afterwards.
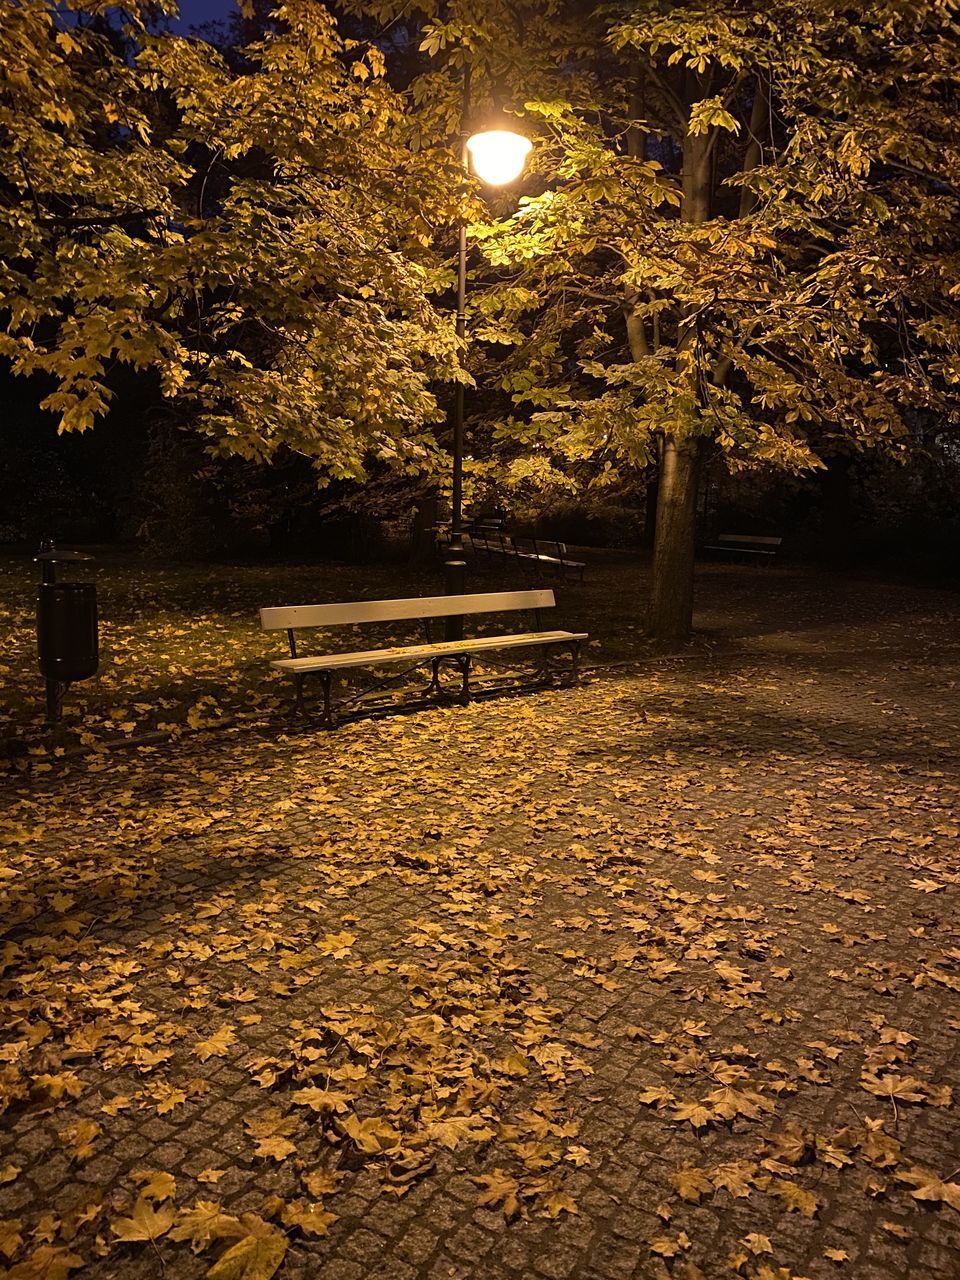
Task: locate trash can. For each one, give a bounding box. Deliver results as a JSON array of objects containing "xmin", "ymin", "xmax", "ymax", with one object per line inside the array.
[
  {"xmin": 34, "ymin": 543, "xmax": 98, "ymax": 722},
  {"xmin": 37, "ymin": 582, "xmax": 98, "ymax": 682}
]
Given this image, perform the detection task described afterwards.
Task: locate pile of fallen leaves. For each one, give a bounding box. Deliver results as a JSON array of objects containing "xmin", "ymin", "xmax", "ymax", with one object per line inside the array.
[{"xmin": 2, "ymin": 572, "xmax": 960, "ymax": 1279}]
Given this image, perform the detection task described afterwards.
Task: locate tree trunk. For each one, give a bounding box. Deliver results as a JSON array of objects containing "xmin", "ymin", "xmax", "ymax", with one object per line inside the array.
[
  {"xmin": 650, "ymin": 432, "xmax": 702, "ymax": 642},
  {"xmin": 739, "ymin": 75, "xmax": 770, "ymax": 217},
  {"xmin": 648, "ymin": 125, "xmax": 711, "ymax": 642}
]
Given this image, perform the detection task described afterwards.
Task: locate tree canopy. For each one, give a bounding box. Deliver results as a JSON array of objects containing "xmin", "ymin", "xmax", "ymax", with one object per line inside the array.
[
  {"xmin": 0, "ymin": 0, "xmax": 462, "ymax": 479},
  {"xmin": 377, "ymin": 0, "xmax": 960, "ymax": 634},
  {"xmin": 3, "ymin": 0, "xmax": 959, "ymax": 634}
]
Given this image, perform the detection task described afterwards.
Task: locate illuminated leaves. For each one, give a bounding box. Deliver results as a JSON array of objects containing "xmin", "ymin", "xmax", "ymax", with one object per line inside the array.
[
  {"xmin": 474, "ymin": 1169, "xmax": 523, "ymax": 1219},
  {"xmin": 111, "ymin": 1197, "xmax": 176, "ymax": 1243},
  {"xmin": 206, "ymin": 1232, "xmax": 288, "ymax": 1280},
  {"xmin": 195, "ymin": 1026, "xmax": 237, "ymax": 1062},
  {"xmin": 0, "ymin": 0, "xmax": 459, "ymax": 475},
  {"xmin": 57, "ymin": 1121, "xmax": 100, "ymax": 1163},
  {"xmin": 244, "ymin": 1110, "xmax": 299, "ymax": 1162}
]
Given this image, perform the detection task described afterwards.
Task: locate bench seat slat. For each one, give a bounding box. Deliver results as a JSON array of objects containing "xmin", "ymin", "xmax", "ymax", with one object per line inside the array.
[
  {"xmin": 704, "ymin": 544, "xmax": 777, "ymax": 555},
  {"xmin": 715, "ymin": 534, "xmax": 782, "ymax": 546},
  {"xmin": 270, "ymin": 630, "xmax": 588, "ymax": 674}
]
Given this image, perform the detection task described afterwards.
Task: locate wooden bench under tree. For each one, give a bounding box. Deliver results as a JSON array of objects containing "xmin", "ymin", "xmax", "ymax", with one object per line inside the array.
[
  {"xmin": 260, "ymin": 589, "xmax": 587, "ymax": 727},
  {"xmin": 703, "ymin": 533, "xmax": 782, "ymax": 562}
]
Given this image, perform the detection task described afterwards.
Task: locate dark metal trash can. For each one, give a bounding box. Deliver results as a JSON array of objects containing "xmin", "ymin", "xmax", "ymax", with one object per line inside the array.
[
  {"xmin": 37, "ymin": 582, "xmax": 99, "ymax": 682},
  {"xmin": 34, "ymin": 544, "xmax": 98, "ymax": 722}
]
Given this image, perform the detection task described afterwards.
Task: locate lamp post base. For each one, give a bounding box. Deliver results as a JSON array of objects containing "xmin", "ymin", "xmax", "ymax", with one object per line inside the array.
[{"xmin": 443, "ymin": 554, "xmax": 466, "ymax": 640}]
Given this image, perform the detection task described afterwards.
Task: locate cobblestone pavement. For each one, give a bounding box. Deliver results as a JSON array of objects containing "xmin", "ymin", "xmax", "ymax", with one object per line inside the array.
[{"xmin": 1, "ymin": 576, "xmax": 959, "ymax": 1280}]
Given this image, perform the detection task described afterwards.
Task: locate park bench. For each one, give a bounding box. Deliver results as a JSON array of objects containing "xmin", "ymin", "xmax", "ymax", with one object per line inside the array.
[
  {"xmin": 260, "ymin": 589, "xmax": 587, "ymax": 727},
  {"xmin": 439, "ymin": 525, "xmax": 586, "ymax": 581},
  {"xmin": 703, "ymin": 533, "xmax": 782, "ymax": 562},
  {"xmin": 513, "ymin": 536, "xmax": 586, "ymax": 582}
]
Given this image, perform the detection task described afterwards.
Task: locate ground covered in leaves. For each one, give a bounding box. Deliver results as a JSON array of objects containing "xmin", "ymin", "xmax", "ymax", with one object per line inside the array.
[{"xmin": 1, "ymin": 565, "xmax": 959, "ymax": 1280}]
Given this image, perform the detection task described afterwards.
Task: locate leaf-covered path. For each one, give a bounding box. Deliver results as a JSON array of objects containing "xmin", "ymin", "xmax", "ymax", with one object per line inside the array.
[{"xmin": 2, "ymin": 579, "xmax": 959, "ymax": 1280}]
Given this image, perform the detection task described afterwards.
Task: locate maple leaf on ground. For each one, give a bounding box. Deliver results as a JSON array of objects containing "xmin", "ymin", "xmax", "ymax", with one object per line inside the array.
[
  {"xmin": 301, "ymin": 1169, "xmax": 343, "ymax": 1198},
  {"xmin": 770, "ymin": 1179, "xmax": 819, "ymax": 1217},
  {"xmin": 649, "ymin": 1232, "xmax": 691, "ymax": 1257},
  {"xmin": 860, "ymin": 1072, "xmax": 927, "ymax": 1103},
  {"xmin": 422, "ymin": 1113, "xmax": 496, "ymax": 1150},
  {"xmin": 244, "ymin": 1108, "xmax": 298, "ymax": 1161},
  {"xmin": 339, "ymin": 1114, "xmax": 402, "ymax": 1155},
  {"xmin": 253, "ymin": 1137, "xmax": 297, "ymax": 1162},
  {"xmin": 196, "ymin": 1026, "xmax": 236, "ymax": 1062},
  {"xmin": 671, "ymin": 1168, "xmax": 713, "ymax": 1203},
  {"xmin": 206, "ymin": 1232, "xmax": 288, "ymax": 1280},
  {"xmin": 825, "ymin": 1248, "xmax": 850, "ymax": 1263},
  {"xmin": 636, "ymin": 1086, "xmax": 674, "ymax": 1108},
  {"xmin": 111, "ymin": 1197, "xmax": 176, "ymax": 1242},
  {"xmin": 289, "ymin": 1087, "xmax": 353, "ymax": 1114},
  {"xmin": 540, "ymin": 1191, "xmax": 579, "ymax": 1218},
  {"xmin": 743, "ymin": 1232, "xmax": 773, "ymax": 1255},
  {"xmin": 710, "ymin": 1161, "xmax": 756, "ymax": 1198},
  {"xmin": 132, "ymin": 1169, "xmax": 176, "ymax": 1201},
  {"xmin": 170, "ymin": 1202, "xmax": 246, "ymax": 1252},
  {"xmin": 0, "ymin": 1218, "xmax": 23, "ymax": 1260},
  {"xmin": 0, "ymin": 1166, "xmax": 21, "ymax": 1185},
  {"xmin": 315, "ymin": 931, "xmax": 357, "ymax": 958},
  {"xmin": 707, "ymin": 1086, "xmax": 769, "ymax": 1121},
  {"xmin": 897, "ymin": 1166, "xmax": 960, "ymax": 1212},
  {"xmin": 58, "ymin": 1120, "xmax": 100, "ymax": 1162},
  {"xmin": 474, "ymin": 1169, "xmax": 523, "ymax": 1218},
  {"xmin": 672, "ymin": 1101, "xmax": 713, "ymax": 1130},
  {"xmin": 2, "ymin": 1245, "xmax": 84, "ymax": 1279},
  {"xmin": 281, "ymin": 1202, "xmax": 338, "ymax": 1236}
]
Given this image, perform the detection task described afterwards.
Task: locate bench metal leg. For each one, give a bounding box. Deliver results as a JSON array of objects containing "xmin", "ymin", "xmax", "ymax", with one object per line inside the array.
[
  {"xmin": 457, "ymin": 655, "xmax": 471, "ymax": 705},
  {"xmin": 321, "ymin": 673, "xmax": 335, "ymax": 729},
  {"xmin": 428, "ymin": 657, "xmax": 442, "ymax": 695},
  {"xmin": 535, "ymin": 644, "xmax": 551, "ymax": 679}
]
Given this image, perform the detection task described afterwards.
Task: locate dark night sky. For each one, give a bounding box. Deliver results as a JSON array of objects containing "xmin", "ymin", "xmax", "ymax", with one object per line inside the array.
[{"xmin": 173, "ymin": 0, "xmax": 237, "ymax": 32}]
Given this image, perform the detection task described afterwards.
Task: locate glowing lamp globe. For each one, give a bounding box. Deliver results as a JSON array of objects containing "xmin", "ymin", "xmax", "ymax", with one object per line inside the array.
[{"xmin": 466, "ymin": 128, "xmax": 532, "ymax": 186}]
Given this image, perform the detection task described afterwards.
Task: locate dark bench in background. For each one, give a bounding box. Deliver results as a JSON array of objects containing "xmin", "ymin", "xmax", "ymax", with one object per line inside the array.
[{"xmin": 703, "ymin": 533, "xmax": 782, "ymax": 563}]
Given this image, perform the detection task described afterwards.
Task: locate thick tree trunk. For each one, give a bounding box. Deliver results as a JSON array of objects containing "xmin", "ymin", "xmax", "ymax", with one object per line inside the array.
[
  {"xmin": 648, "ymin": 125, "xmax": 711, "ymax": 642},
  {"xmin": 650, "ymin": 432, "xmax": 702, "ymax": 642}
]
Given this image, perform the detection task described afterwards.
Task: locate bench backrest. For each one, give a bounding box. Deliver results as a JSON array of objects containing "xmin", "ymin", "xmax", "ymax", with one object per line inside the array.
[
  {"xmin": 717, "ymin": 534, "xmax": 782, "ymax": 547},
  {"xmin": 260, "ymin": 589, "xmax": 556, "ymax": 632}
]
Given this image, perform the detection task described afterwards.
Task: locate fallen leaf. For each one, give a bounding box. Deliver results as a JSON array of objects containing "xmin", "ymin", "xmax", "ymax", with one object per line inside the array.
[
  {"xmin": 111, "ymin": 1197, "xmax": 176, "ymax": 1243},
  {"xmin": 196, "ymin": 1026, "xmax": 236, "ymax": 1062},
  {"xmin": 206, "ymin": 1232, "xmax": 288, "ymax": 1280}
]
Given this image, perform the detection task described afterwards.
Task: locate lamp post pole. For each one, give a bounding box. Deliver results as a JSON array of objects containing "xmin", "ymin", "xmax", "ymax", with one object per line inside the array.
[
  {"xmin": 443, "ymin": 64, "xmax": 472, "ymax": 640},
  {"xmin": 441, "ymin": 73, "xmax": 530, "ymax": 641}
]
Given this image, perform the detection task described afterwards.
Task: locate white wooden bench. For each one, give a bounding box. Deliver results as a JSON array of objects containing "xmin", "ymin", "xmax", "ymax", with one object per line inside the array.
[
  {"xmin": 260, "ymin": 589, "xmax": 587, "ymax": 726},
  {"xmin": 703, "ymin": 533, "xmax": 782, "ymax": 562}
]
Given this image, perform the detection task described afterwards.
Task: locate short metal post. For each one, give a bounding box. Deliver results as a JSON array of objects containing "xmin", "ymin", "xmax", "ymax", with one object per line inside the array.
[
  {"xmin": 321, "ymin": 673, "xmax": 334, "ymax": 727},
  {"xmin": 46, "ymin": 679, "xmax": 65, "ymax": 724},
  {"xmin": 39, "ymin": 541, "xmax": 61, "ymax": 724},
  {"xmin": 294, "ymin": 674, "xmax": 306, "ymax": 715}
]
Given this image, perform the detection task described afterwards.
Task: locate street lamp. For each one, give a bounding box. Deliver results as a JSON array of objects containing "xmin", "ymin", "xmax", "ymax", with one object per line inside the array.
[
  {"xmin": 467, "ymin": 128, "xmax": 533, "ymax": 187},
  {"xmin": 444, "ymin": 71, "xmax": 531, "ymax": 638}
]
